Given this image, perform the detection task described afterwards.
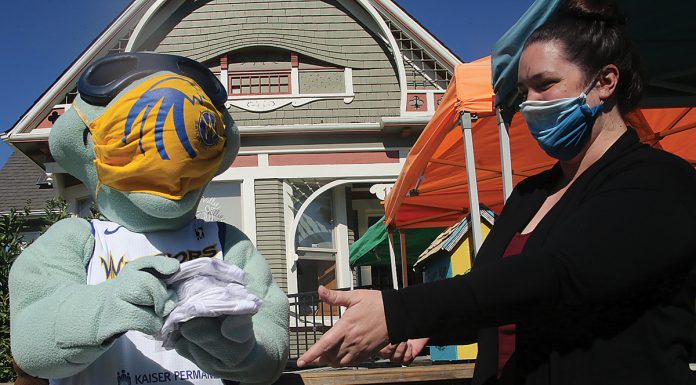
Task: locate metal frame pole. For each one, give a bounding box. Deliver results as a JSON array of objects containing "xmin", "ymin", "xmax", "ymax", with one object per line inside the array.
[
  {"xmin": 497, "ymin": 108, "xmax": 514, "ymax": 202},
  {"xmin": 399, "ymin": 231, "xmax": 409, "ymax": 288},
  {"xmin": 387, "ymin": 231, "xmax": 399, "ymax": 290},
  {"xmin": 460, "ymin": 112, "xmax": 483, "ymax": 255}
]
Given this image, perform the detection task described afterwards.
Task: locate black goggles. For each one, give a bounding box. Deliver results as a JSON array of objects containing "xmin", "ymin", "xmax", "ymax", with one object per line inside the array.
[{"xmin": 77, "ymin": 52, "xmax": 227, "ymax": 110}]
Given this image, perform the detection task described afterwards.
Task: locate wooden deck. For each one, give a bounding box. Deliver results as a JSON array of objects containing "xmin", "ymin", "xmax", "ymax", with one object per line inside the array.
[{"xmin": 277, "ymin": 362, "xmax": 474, "ymax": 385}]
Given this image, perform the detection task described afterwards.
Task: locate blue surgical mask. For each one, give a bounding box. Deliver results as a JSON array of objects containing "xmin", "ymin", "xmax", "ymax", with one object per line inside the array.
[{"xmin": 519, "ymin": 84, "xmax": 604, "ymax": 161}]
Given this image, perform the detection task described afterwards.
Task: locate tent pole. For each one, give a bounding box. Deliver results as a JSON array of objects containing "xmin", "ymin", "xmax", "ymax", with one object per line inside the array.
[
  {"xmin": 497, "ymin": 108, "xmax": 514, "ymax": 202},
  {"xmin": 387, "ymin": 231, "xmax": 400, "ymax": 290},
  {"xmin": 399, "ymin": 231, "xmax": 409, "ymax": 288},
  {"xmin": 460, "ymin": 112, "xmax": 483, "ymax": 256}
]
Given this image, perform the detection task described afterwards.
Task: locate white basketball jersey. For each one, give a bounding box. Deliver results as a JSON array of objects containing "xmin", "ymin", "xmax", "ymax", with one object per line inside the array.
[{"xmin": 51, "ymin": 219, "xmax": 225, "ymax": 385}]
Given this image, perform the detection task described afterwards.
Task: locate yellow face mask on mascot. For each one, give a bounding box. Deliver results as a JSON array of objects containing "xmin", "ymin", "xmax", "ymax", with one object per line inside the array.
[{"xmin": 72, "ymin": 74, "xmax": 226, "ymax": 200}]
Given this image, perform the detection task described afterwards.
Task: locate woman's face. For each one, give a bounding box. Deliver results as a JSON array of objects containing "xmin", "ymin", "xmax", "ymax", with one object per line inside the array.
[{"xmin": 518, "ymin": 40, "xmax": 593, "ymax": 103}]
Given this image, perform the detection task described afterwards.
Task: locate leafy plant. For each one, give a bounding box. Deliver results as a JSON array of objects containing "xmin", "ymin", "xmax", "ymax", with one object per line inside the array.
[
  {"xmin": 0, "ymin": 205, "xmax": 29, "ymax": 382},
  {"xmin": 0, "ymin": 198, "xmax": 73, "ymax": 382},
  {"xmin": 41, "ymin": 198, "xmax": 70, "ymax": 233}
]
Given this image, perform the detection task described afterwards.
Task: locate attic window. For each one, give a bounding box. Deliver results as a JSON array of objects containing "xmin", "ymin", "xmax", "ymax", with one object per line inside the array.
[
  {"xmin": 220, "ymin": 49, "xmax": 345, "ymax": 97},
  {"xmin": 211, "ymin": 48, "xmax": 355, "ymax": 112},
  {"xmin": 230, "ymin": 72, "xmax": 290, "ymax": 95}
]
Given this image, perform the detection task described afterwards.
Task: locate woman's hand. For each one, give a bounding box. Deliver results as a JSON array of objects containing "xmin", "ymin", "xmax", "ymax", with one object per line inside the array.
[
  {"xmin": 297, "ymin": 286, "xmax": 390, "ymax": 367},
  {"xmin": 378, "ymin": 337, "xmax": 429, "ymax": 366}
]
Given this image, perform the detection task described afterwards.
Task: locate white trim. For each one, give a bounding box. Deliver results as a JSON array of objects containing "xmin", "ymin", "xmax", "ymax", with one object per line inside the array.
[
  {"xmin": 283, "ymin": 181, "xmax": 299, "ymax": 294},
  {"xmin": 30, "ymin": 128, "xmax": 52, "ymax": 137},
  {"xmin": 225, "ymin": 92, "xmax": 355, "ymax": 112},
  {"xmin": 10, "ymin": 117, "xmax": 429, "ymax": 143},
  {"xmin": 240, "ymin": 122, "xmax": 381, "ymax": 134},
  {"xmin": 426, "ymin": 92, "xmax": 436, "ymax": 113},
  {"xmin": 380, "ymin": 116, "xmax": 431, "ymax": 127},
  {"xmin": 214, "ymin": 162, "xmax": 403, "ymax": 181},
  {"xmin": 125, "ymin": 0, "xmax": 164, "ymax": 51},
  {"xmin": 257, "ymin": 153, "xmax": 269, "ymax": 166},
  {"xmin": 285, "ymin": 178, "xmax": 396, "ymax": 295},
  {"xmin": 354, "ymin": 0, "xmax": 408, "ymax": 116},
  {"xmin": 291, "ymin": 67, "xmax": 300, "ymax": 96},
  {"xmin": 241, "ymin": 178, "xmax": 257, "ymax": 245},
  {"xmin": 125, "ymin": 0, "xmax": 185, "ymax": 52},
  {"xmin": 333, "ymin": 187, "xmax": 352, "ymax": 289},
  {"xmin": 238, "ymin": 146, "xmax": 396, "ymax": 156},
  {"xmin": 6, "ymin": 1, "xmax": 154, "ymax": 140},
  {"xmin": 5, "ymin": 131, "xmax": 55, "ymax": 142},
  {"xmin": 220, "ymin": 69, "xmax": 229, "ymax": 93},
  {"xmin": 372, "ymin": 0, "xmax": 461, "ymax": 69},
  {"xmin": 344, "ymin": 68, "xmax": 354, "ymax": 103}
]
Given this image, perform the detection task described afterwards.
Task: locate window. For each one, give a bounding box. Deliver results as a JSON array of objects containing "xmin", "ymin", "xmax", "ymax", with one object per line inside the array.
[
  {"xmin": 290, "ymin": 181, "xmax": 339, "ymax": 298},
  {"xmin": 217, "ymin": 48, "xmax": 348, "ymax": 98},
  {"xmin": 296, "ymin": 190, "xmax": 334, "ymax": 250},
  {"xmin": 229, "ymin": 71, "xmax": 290, "ymax": 95}
]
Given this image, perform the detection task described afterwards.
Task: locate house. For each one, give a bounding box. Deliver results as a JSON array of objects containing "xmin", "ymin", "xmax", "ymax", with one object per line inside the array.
[
  {"xmin": 0, "ymin": 150, "xmax": 57, "ymax": 241},
  {"xmin": 2, "ymin": 0, "xmax": 462, "ymax": 365}
]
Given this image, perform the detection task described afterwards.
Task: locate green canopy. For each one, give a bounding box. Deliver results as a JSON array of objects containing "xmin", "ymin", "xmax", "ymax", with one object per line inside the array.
[{"xmin": 349, "ymin": 216, "xmax": 443, "ymax": 268}]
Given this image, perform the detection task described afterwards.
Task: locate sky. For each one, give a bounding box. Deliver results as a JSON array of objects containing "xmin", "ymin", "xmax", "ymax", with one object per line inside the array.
[{"xmin": 0, "ymin": 0, "xmax": 533, "ymax": 170}]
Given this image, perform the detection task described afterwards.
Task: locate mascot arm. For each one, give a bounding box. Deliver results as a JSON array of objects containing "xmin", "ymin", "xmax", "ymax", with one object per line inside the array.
[
  {"xmin": 9, "ymin": 218, "xmax": 179, "ymax": 378},
  {"xmin": 174, "ymin": 224, "xmax": 289, "ymax": 385}
]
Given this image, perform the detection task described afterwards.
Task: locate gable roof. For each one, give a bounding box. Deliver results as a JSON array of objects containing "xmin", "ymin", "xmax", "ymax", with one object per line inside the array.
[{"xmin": 3, "ymin": 0, "xmax": 461, "ymax": 143}]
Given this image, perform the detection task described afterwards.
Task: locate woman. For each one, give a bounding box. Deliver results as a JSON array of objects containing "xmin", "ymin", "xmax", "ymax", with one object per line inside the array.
[{"xmin": 298, "ymin": 1, "xmax": 696, "ymax": 384}]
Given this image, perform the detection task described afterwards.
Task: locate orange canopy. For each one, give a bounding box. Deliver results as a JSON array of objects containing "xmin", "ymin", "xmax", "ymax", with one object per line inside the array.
[{"xmin": 384, "ymin": 59, "xmax": 696, "ymax": 230}]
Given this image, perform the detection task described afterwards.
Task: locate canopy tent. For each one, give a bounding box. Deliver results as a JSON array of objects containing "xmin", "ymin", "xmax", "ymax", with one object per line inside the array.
[
  {"xmin": 385, "ymin": 1, "xmax": 696, "ymax": 235},
  {"xmin": 493, "ymin": 0, "xmax": 696, "ymax": 110},
  {"xmin": 384, "ymin": 57, "xmax": 553, "ymax": 233},
  {"xmin": 349, "ymin": 216, "xmax": 442, "ymax": 268},
  {"xmin": 381, "ymin": 1, "xmax": 696, "ymax": 286}
]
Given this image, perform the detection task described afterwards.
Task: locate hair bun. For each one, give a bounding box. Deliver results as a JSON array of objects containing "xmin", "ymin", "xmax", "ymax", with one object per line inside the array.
[{"xmin": 560, "ymin": 0, "xmax": 626, "ymax": 26}]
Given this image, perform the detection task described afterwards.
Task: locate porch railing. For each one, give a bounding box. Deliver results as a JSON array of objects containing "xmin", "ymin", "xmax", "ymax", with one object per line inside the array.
[{"xmin": 287, "ymin": 287, "xmax": 372, "ymax": 363}]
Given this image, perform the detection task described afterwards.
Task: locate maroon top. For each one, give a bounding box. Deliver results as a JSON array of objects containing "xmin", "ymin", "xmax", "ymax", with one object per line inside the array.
[{"xmin": 497, "ymin": 232, "xmax": 530, "ymax": 377}]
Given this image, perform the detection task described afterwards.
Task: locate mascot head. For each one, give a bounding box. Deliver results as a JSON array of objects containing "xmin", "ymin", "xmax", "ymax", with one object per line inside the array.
[{"xmin": 49, "ymin": 52, "xmax": 239, "ymax": 232}]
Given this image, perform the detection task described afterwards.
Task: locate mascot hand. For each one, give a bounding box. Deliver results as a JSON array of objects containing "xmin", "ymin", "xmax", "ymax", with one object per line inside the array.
[
  {"xmin": 108, "ymin": 256, "xmax": 180, "ymax": 334},
  {"xmin": 51, "ymin": 255, "xmax": 180, "ymax": 355},
  {"xmin": 174, "ymin": 315, "xmax": 256, "ymax": 379}
]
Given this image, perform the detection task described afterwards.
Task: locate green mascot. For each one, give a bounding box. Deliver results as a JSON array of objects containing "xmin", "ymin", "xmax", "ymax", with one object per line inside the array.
[{"xmin": 9, "ymin": 52, "xmax": 289, "ymax": 385}]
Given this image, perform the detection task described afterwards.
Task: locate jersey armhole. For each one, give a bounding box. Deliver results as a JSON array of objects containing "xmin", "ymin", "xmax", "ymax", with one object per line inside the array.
[{"xmin": 217, "ymin": 222, "xmax": 227, "ymax": 247}]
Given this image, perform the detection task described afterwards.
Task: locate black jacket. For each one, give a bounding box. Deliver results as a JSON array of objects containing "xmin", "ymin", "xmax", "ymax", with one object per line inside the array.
[{"xmin": 383, "ymin": 129, "xmax": 696, "ymax": 385}]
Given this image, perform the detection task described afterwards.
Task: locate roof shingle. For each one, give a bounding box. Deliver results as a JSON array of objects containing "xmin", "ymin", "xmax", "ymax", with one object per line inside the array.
[{"xmin": 0, "ymin": 151, "xmax": 56, "ymax": 213}]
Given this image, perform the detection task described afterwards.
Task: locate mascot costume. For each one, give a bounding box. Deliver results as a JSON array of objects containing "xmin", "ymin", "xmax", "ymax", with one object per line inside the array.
[{"xmin": 9, "ymin": 52, "xmax": 289, "ymax": 385}]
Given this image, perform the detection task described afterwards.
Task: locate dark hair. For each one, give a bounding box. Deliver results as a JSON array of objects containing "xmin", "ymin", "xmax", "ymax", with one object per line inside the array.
[{"xmin": 524, "ymin": 0, "xmax": 645, "ymax": 114}]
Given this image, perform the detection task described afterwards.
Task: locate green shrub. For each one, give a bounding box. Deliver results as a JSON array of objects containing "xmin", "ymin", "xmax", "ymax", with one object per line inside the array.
[
  {"xmin": 0, "ymin": 206, "xmax": 29, "ymax": 382},
  {"xmin": 0, "ymin": 197, "xmax": 74, "ymax": 382}
]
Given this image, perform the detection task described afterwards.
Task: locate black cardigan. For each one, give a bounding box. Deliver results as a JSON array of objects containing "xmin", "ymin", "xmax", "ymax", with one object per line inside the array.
[{"xmin": 383, "ymin": 129, "xmax": 696, "ymax": 385}]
